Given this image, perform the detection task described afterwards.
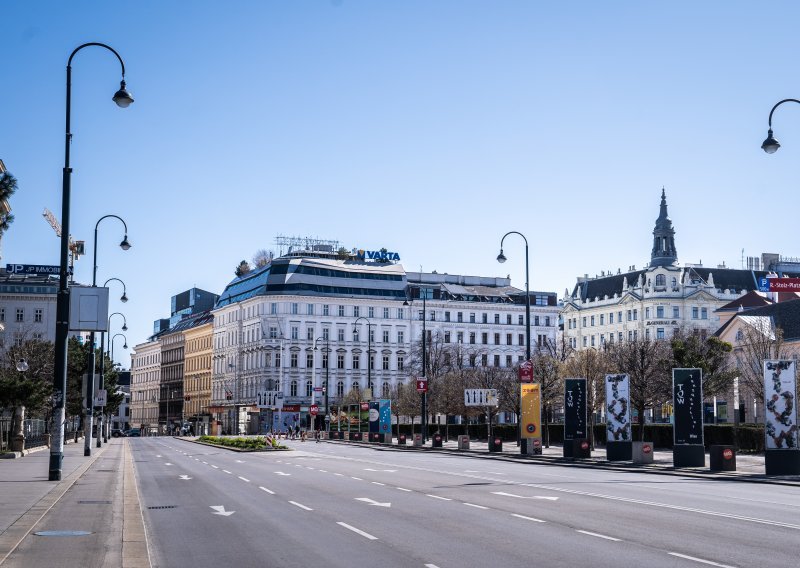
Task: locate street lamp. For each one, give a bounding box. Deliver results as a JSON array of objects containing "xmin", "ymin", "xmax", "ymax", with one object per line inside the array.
[
  {"xmin": 312, "ymin": 336, "xmax": 330, "ymax": 433},
  {"xmin": 110, "ymin": 333, "xmax": 128, "ymax": 368},
  {"xmin": 497, "ymin": 230, "xmax": 531, "ymax": 449},
  {"xmin": 353, "ymin": 316, "xmax": 373, "ymax": 394},
  {"xmin": 51, "ymin": 43, "xmax": 132, "ymax": 479},
  {"xmin": 88, "ymin": 216, "xmax": 130, "ymax": 453},
  {"xmin": 98, "ymin": 310, "xmax": 126, "ymax": 444},
  {"xmin": 761, "ymin": 98, "xmax": 800, "ymax": 153},
  {"xmin": 404, "ymin": 286, "xmax": 428, "ymax": 442}
]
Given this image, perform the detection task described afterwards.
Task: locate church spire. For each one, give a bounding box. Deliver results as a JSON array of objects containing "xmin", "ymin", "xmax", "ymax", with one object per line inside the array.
[{"xmin": 650, "ymin": 187, "xmax": 678, "ymax": 267}]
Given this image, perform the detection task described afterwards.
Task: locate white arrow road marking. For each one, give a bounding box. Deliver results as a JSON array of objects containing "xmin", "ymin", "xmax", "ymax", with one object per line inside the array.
[
  {"xmin": 492, "ymin": 492, "xmax": 559, "ymax": 501},
  {"xmin": 210, "ymin": 506, "xmax": 235, "ymax": 516},
  {"xmin": 337, "ymin": 522, "xmax": 378, "ymax": 540},
  {"xmin": 364, "ymin": 468, "xmax": 397, "ymax": 472},
  {"xmin": 274, "ymin": 472, "xmax": 291, "ymax": 476},
  {"xmin": 355, "ymin": 498, "xmax": 391, "ymax": 507},
  {"xmin": 179, "ymin": 475, "xmax": 192, "ymax": 480}
]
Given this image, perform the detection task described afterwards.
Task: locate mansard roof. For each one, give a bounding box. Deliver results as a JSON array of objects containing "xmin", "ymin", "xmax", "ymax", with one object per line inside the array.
[{"xmin": 715, "ymin": 298, "xmax": 800, "ymax": 341}]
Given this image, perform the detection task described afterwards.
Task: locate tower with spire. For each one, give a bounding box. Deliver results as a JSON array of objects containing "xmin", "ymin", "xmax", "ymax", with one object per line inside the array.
[{"xmin": 650, "ymin": 188, "xmax": 678, "ymax": 267}]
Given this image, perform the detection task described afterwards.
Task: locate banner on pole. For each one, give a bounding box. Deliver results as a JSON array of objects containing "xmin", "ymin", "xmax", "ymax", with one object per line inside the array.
[
  {"xmin": 520, "ymin": 383, "xmax": 541, "ymax": 440},
  {"xmin": 673, "ymin": 368, "xmax": 703, "ymax": 445},
  {"xmin": 605, "ymin": 374, "xmax": 630, "ymax": 442},
  {"xmin": 378, "ymin": 399, "xmax": 392, "ymax": 434},
  {"xmin": 763, "ymin": 360, "xmax": 798, "ymax": 449},
  {"xmin": 564, "ymin": 378, "xmax": 587, "ymax": 441}
]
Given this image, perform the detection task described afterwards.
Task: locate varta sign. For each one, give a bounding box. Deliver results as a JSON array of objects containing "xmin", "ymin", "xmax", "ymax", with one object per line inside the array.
[{"xmin": 356, "ymin": 249, "xmax": 401, "ymax": 262}]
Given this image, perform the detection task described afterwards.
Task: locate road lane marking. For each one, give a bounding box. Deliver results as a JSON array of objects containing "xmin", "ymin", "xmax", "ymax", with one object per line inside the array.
[
  {"xmin": 492, "ymin": 491, "xmax": 559, "ymax": 501},
  {"xmin": 355, "ymin": 497, "xmax": 391, "ymax": 507},
  {"xmin": 211, "ymin": 465, "xmax": 219, "ymax": 469},
  {"xmin": 202, "ymin": 461, "xmax": 208, "ymax": 464},
  {"xmin": 337, "ymin": 522, "xmax": 378, "ymax": 540},
  {"xmin": 259, "ymin": 486, "xmax": 275, "ymax": 495},
  {"xmin": 289, "ymin": 501, "xmax": 313, "ymax": 511},
  {"xmin": 238, "ymin": 476, "xmax": 250, "ymax": 482},
  {"xmin": 511, "ymin": 514, "xmax": 545, "ymax": 523},
  {"xmin": 463, "ymin": 503, "xmax": 489, "ymax": 510},
  {"xmin": 351, "ymin": 477, "xmax": 363, "ymax": 481},
  {"xmin": 210, "ymin": 505, "xmax": 235, "ymax": 516},
  {"xmin": 274, "ymin": 472, "xmax": 291, "ymax": 476},
  {"xmin": 576, "ymin": 530, "xmax": 620, "ymax": 542},
  {"xmin": 426, "ymin": 495, "xmax": 451, "ymax": 501},
  {"xmin": 179, "ymin": 475, "xmax": 192, "ymax": 480},
  {"xmin": 223, "ymin": 470, "xmax": 232, "ymax": 474},
  {"xmin": 668, "ymin": 553, "xmax": 736, "ymax": 567},
  {"xmin": 235, "ymin": 460, "xmax": 245, "ymax": 463},
  {"xmin": 319, "ymin": 469, "xmax": 328, "ymax": 473},
  {"xmin": 334, "ymin": 473, "xmax": 344, "ymax": 476},
  {"xmin": 396, "ymin": 487, "xmax": 412, "ymax": 492},
  {"xmin": 425, "ymin": 565, "xmax": 440, "ymax": 568},
  {"xmin": 371, "ymin": 482, "xmax": 386, "ymax": 486},
  {"xmin": 164, "ymin": 463, "xmax": 173, "ymax": 466}
]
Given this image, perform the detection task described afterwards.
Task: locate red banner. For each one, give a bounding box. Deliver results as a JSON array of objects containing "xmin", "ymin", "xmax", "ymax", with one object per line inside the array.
[{"xmin": 768, "ymin": 278, "xmax": 800, "ymax": 292}]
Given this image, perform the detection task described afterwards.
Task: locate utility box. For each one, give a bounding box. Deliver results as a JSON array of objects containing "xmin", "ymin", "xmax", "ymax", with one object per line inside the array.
[
  {"xmin": 432, "ymin": 434, "xmax": 443, "ymax": 448},
  {"xmin": 632, "ymin": 441, "xmax": 655, "ymax": 464},
  {"xmin": 710, "ymin": 445, "xmax": 736, "ymax": 471},
  {"xmin": 489, "ymin": 437, "xmax": 503, "ymax": 452},
  {"xmin": 413, "ymin": 434, "xmax": 423, "ymax": 446},
  {"xmin": 69, "ymin": 286, "xmax": 109, "ymax": 332},
  {"xmin": 573, "ymin": 438, "xmax": 591, "ymax": 458},
  {"xmin": 457, "ymin": 435, "xmax": 470, "ymax": 450},
  {"xmin": 397, "ymin": 434, "xmax": 407, "ymax": 445}
]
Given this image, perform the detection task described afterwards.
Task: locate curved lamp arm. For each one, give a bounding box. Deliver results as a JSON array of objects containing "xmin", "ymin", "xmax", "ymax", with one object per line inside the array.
[
  {"xmin": 93, "ymin": 214, "xmax": 131, "ymax": 286},
  {"xmin": 762, "ymin": 98, "xmax": 800, "ymax": 153}
]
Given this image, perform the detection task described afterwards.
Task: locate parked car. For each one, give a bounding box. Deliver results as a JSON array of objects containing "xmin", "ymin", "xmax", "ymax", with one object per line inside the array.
[
  {"xmin": 124, "ymin": 428, "xmax": 141, "ymax": 437},
  {"xmin": 111, "ymin": 428, "xmax": 125, "ymax": 438}
]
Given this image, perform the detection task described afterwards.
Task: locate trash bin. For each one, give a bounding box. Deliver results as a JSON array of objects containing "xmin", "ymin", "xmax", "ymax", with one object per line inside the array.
[
  {"xmin": 632, "ymin": 441, "xmax": 654, "ymax": 464},
  {"xmin": 710, "ymin": 445, "xmax": 736, "ymax": 472},
  {"xmin": 489, "ymin": 437, "xmax": 503, "ymax": 453},
  {"xmin": 413, "ymin": 433, "xmax": 423, "ymax": 447},
  {"xmin": 350, "ymin": 432, "xmax": 363, "ymax": 442},
  {"xmin": 369, "ymin": 432, "xmax": 381, "ymax": 443},
  {"xmin": 457, "ymin": 435, "xmax": 470, "ymax": 450},
  {"xmin": 432, "ymin": 434, "xmax": 443, "ymax": 448},
  {"xmin": 573, "ymin": 438, "xmax": 591, "ymax": 459},
  {"xmin": 398, "ymin": 434, "xmax": 407, "ymax": 445}
]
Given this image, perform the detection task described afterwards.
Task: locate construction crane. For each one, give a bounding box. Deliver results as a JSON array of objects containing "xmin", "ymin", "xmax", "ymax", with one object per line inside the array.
[{"xmin": 42, "ymin": 207, "xmax": 83, "ymax": 282}]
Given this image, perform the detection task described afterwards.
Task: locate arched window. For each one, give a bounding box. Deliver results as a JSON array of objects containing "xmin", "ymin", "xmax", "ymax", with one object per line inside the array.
[
  {"xmin": 655, "ymin": 274, "xmax": 666, "ymax": 287},
  {"xmin": 736, "ymin": 329, "xmax": 744, "ymax": 342},
  {"xmin": 382, "ymin": 382, "xmax": 390, "ymax": 398},
  {"xmin": 352, "ymin": 382, "xmax": 360, "ymax": 394},
  {"xmin": 336, "ymin": 380, "xmax": 344, "ymax": 397}
]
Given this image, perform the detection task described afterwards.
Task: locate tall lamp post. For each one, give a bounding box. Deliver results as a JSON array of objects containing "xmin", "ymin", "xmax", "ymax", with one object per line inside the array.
[
  {"xmin": 88, "ymin": 216, "xmax": 130, "ymax": 452},
  {"xmin": 353, "ymin": 317, "xmax": 373, "ymax": 395},
  {"xmin": 100, "ymin": 309, "xmax": 127, "ymax": 445},
  {"xmin": 497, "ymin": 231, "xmax": 531, "ymax": 448},
  {"xmin": 404, "ymin": 286, "xmax": 427, "ymax": 442},
  {"xmin": 761, "ymin": 99, "xmax": 800, "ymax": 153},
  {"xmin": 50, "ymin": 42, "xmax": 133, "ymax": 480}
]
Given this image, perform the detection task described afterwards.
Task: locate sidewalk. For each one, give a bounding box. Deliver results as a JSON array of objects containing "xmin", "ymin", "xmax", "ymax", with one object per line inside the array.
[
  {"xmin": 0, "ymin": 437, "xmax": 148, "ymax": 568},
  {"xmin": 323, "ymin": 434, "xmax": 800, "ymax": 486}
]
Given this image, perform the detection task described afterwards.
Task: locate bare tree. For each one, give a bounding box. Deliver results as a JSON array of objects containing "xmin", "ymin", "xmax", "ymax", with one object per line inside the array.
[
  {"xmin": 733, "ymin": 321, "xmax": 788, "ymax": 405},
  {"xmin": 605, "ymin": 338, "xmax": 672, "ymax": 440},
  {"xmin": 252, "ymin": 249, "xmax": 273, "ymax": 268}
]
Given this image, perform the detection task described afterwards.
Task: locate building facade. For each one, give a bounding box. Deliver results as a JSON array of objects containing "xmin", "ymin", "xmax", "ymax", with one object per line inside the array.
[
  {"xmin": 183, "ymin": 314, "xmax": 213, "ymax": 435},
  {"xmin": 0, "ymin": 271, "xmax": 59, "ymax": 355},
  {"xmin": 130, "ymin": 339, "xmax": 161, "ymax": 434}
]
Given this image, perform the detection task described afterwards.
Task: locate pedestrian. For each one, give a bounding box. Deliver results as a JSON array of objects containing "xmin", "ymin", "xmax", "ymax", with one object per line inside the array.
[
  {"xmin": 315, "ymin": 429, "xmax": 320, "ymax": 443},
  {"xmin": 294, "ymin": 424, "xmax": 300, "ymax": 439}
]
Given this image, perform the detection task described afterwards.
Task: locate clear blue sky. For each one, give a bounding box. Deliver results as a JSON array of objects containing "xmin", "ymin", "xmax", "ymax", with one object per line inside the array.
[{"xmin": 2, "ymin": 1, "xmax": 799, "ymax": 365}]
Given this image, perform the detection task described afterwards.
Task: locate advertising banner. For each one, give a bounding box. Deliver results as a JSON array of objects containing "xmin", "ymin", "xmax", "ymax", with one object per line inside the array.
[
  {"xmin": 368, "ymin": 401, "xmax": 380, "ymax": 433},
  {"xmin": 520, "ymin": 383, "xmax": 542, "ymax": 440},
  {"xmin": 605, "ymin": 374, "xmax": 630, "ymax": 442},
  {"xmin": 673, "ymin": 368, "xmax": 703, "ymax": 445},
  {"xmin": 564, "ymin": 378, "xmax": 587, "ymax": 441},
  {"xmin": 763, "ymin": 360, "xmax": 798, "ymax": 449},
  {"xmin": 378, "ymin": 399, "xmax": 392, "ymax": 434}
]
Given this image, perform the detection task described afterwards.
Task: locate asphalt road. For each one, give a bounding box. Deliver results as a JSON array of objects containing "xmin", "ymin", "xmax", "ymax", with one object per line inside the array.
[{"xmin": 132, "ymin": 438, "xmax": 800, "ymax": 568}]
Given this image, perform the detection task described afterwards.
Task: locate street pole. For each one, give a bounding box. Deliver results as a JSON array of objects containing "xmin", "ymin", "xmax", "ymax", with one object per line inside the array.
[
  {"xmin": 50, "ymin": 43, "xmax": 132, "ymax": 480},
  {"xmin": 325, "ymin": 339, "xmax": 330, "ymax": 433},
  {"xmin": 422, "ymin": 288, "xmax": 427, "ymax": 443},
  {"xmin": 498, "ymin": 231, "xmax": 531, "ymax": 448}
]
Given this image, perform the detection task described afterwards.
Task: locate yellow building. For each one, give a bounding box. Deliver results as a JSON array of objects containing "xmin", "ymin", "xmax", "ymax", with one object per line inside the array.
[{"xmin": 183, "ymin": 314, "xmax": 213, "ymax": 435}]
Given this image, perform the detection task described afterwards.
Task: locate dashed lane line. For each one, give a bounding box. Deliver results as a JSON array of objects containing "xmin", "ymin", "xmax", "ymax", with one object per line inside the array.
[
  {"xmin": 426, "ymin": 495, "xmax": 451, "ymax": 501},
  {"xmin": 289, "ymin": 501, "xmax": 313, "ymax": 511},
  {"xmin": 238, "ymin": 476, "xmax": 250, "ymax": 482},
  {"xmin": 259, "ymin": 486, "xmax": 275, "ymax": 495},
  {"xmin": 667, "ymin": 553, "xmax": 737, "ymax": 568},
  {"xmin": 463, "ymin": 503, "xmax": 489, "ymax": 510},
  {"xmin": 511, "ymin": 514, "xmax": 546, "ymax": 523},
  {"xmin": 337, "ymin": 522, "xmax": 378, "ymax": 540},
  {"xmin": 576, "ymin": 530, "xmax": 620, "ymax": 542}
]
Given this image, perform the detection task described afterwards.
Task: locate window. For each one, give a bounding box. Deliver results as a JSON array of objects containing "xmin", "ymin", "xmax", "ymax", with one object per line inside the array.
[
  {"xmin": 418, "ymin": 310, "xmax": 424, "ymax": 321},
  {"xmin": 444, "ymin": 331, "xmax": 451, "ymax": 343},
  {"xmin": 591, "ymin": 316, "xmax": 595, "ymax": 326},
  {"xmin": 338, "ymin": 329, "xmax": 345, "ymax": 342},
  {"xmin": 15, "ymin": 309, "xmax": 23, "ymax": 323},
  {"xmin": 369, "ymin": 355, "xmax": 375, "ymax": 370},
  {"xmin": 397, "ymin": 331, "xmax": 404, "ymax": 343},
  {"xmin": 368, "ymin": 307, "xmax": 375, "ymax": 318},
  {"xmin": 322, "ymin": 353, "xmax": 328, "ymax": 369},
  {"xmin": 382, "ymin": 330, "xmax": 389, "ymax": 343},
  {"xmin": 291, "ymin": 326, "xmax": 299, "ymax": 340},
  {"xmin": 323, "ymin": 304, "xmax": 330, "ymax": 316},
  {"xmin": 519, "ymin": 334, "xmax": 524, "ymax": 346},
  {"xmin": 701, "ymin": 307, "xmax": 708, "ymax": 320},
  {"xmin": 469, "ymin": 332, "xmax": 476, "ymax": 345},
  {"xmin": 583, "ymin": 336, "xmax": 588, "ymax": 347},
  {"xmin": 291, "ymin": 380, "xmax": 298, "ymax": 397},
  {"xmin": 627, "ymin": 310, "xmax": 632, "ymax": 321},
  {"xmin": 322, "ymin": 328, "xmax": 330, "ymax": 340},
  {"xmin": 645, "ymin": 329, "xmax": 651, "ymax": 340},
  {"xmin": 657, "ymin": 306, "xmax": 664, "ymax": 318},
  {"xmin": 494, "ymin": 333, "xmax": 500, "ymax": 345},
  {"xmin": 291, "ymin": 303, "xmax": 299, "ymax": 315},
  {"xmin": 269, "ymin": 326, "xmax": 278, "ymax": 339},
  {"xmin": 481, "ymin": 354, "xmax": 488, "ymax": 367},
  {"xmin": 482, "ymin": 313, "xmax": 488, "ymax": 324},
  {"xmin": 382, "ymin": 355, "xmax": 390, "ymax": 370},
  {"xmin": 0, "ymin": 308, "xmax": 4, "ymax": 322},
  {"xmin": 600, "ymin": 315, "xmax": 604, "ymax": 325},
  {"xmin": 336, "ymin": 381, "xmax": 344, "ymax": 397},
  {"xmin": 507, "ymin": 333, "xmax": 512, "ymax": 345},
  {"xmin": 535, "ymin": 316, "xmax": 540, "ymax": 326},
  {"xmin": 582, "ymin": 317, "xmax": 587, "ymax": 327},
  {"xmin": 609, "ymin": 313, "xmax": 613, "ymax": 324},
  {"xmin": 591, "ymin": 335, "xmax": 596, "ymax": 347},
  {"xmin": 655, "ymin": 274, "xmax": 666, "ymax": 287},
  {"xmin": 469, "ymin": 354, "xmax": 477, "ymax": 367},
  {"xmin": 383, "ymin": 307, "xmax": 390, "ymax": 319},
  {"xmin": 494, "ymin": 314, "xmax": 500, "ymax": 324},
  {"xmin": 354, "ymin": 306, "xmax": 360, "ymax": 317},
  {"xmin": 494, "ymin": 355, "xmax": 500, "ymax": 367},
  {"xmin": 369, "ymin": 328, "xmax": 375, "ymax": 342},
  {"xmin": 337, "ymin": 354, "xmax": 345, "ymax": 369},
  {"xmin": 397, "ymin": 356, "xmax": 404, "ymax": 371},
  {"xmin": 445, "ymin": 311, "xmax": 451, "ymax": 322},
  {"xmin": 519, "ymin": 315, "xmax": 524, "ymax": 325},
  {"xmin": 458, "ymin": 312, "xmax": 463, "ymax": 323},
  {"xmin": 352, "ymin": 354, "xmax": 360, "ymax": 369},
  {"xmin": 507, "ymin": 314, "xmax": 512, "ymax": 325},
  {"xmin": 291, "ymin": 353, "xmax": 298, "ymax": 368},
  {"xmin": 275, "ymin": 353, "xmax": 281, "ymax": 368},
  {"xmin": 457, "ymin": 332, "xmax": 463, "ymax": 343},
  {"xmin": 338, "ymin": 305, "xmax": 345, "ymax": 317},
  {"xmin": 633, "ymin": 310, "xmax": 638, "ymax": 321},
  {"xmin": 482, "ymin": 333, "xmax": 488, "ymax": 344},
  {"xmin": 307, "ymin": 327, "xmax": 314, "ymax": 341},
  {"xmin": 34, "ymin": 309, "xmax": 43, "ymax": 323},
  {"xmin": 645, "ymin": 307, "xmax": 651, "ymax": 319},
  {"xmin": 618, "ymin": 332, "xmax": 623, "ymax": 342},
  {"xmin": 692, "ymin": 307, "xmax": 699, "ymax": 319},
  {"xmin": 307, "ymin": 353, "xmax": 314, "ymax": 368},
  {"xmin": 270, "ymin": 303, "xmax": 277, "ymax": 315},
  {"xmin": 657, "ymin": 328, "xmax": 665, "ymax": 339},
  {"xmin": 673, "ymin": 306, "xmax": 680, "ymax": 318},
  {"xmin": 306, "ymin": 381, "xmax": 313, "ymax": 397},
  {"xmin": 628, "ymin": 331, "xmax": 633, "ymax": 341},
  {"xmin": 545, "ymin": 317, "xmax": 551, "ymax": 326},
  {"xmin": 506, "ymin": 355, "xmax": 513, "ymax": 367},
  {"xmin": 382, "ymin": 383, "xmax": 390, "ymax": 398},
  {"xmin": 397, "ymin": 308, "xmax": 404, "ymax": 320},
  {"xmin": 470, "ymin": 313, "xmax": 476, "ymax": 324},
  {"xmin": 307, "ymin": 304, "xmax": 314, "ymax": 315},
  {"xmin": 430, "ymin": 311, "xmax": 436, "ymax": 321}
]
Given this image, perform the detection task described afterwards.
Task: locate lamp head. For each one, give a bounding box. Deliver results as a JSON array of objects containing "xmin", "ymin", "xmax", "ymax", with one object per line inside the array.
[
  {"xmin": 120, "ymin": 235, "xmax": 131, "ymax": 250},
  {"xmin": 122, "ymin": 324, "xmax": 128, "ymax": 331},
  {"xmin": 403, "ymin": 299, "xmax": 409, "ymax": 306},
  {"xmin": 762, "ymin": 129, "xmax": 780, "ymax": 154},
  {"xmin": 121, "ymin": 293, "xmax": 129, "ymax": 303},
  {"xmin": 16, "ymin": 358, "xmax": 29, "ymax": 372},
  {"xmin": 112, "ymin": 80, "xmax": 134, "ymax": 108},
  {"xmin": 496, "ymin": 249, "xmax": 507, "ymax": 263},
  {"xmin": 123, "ymin": 343, "xmax": 128, "ymax": 349}
]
